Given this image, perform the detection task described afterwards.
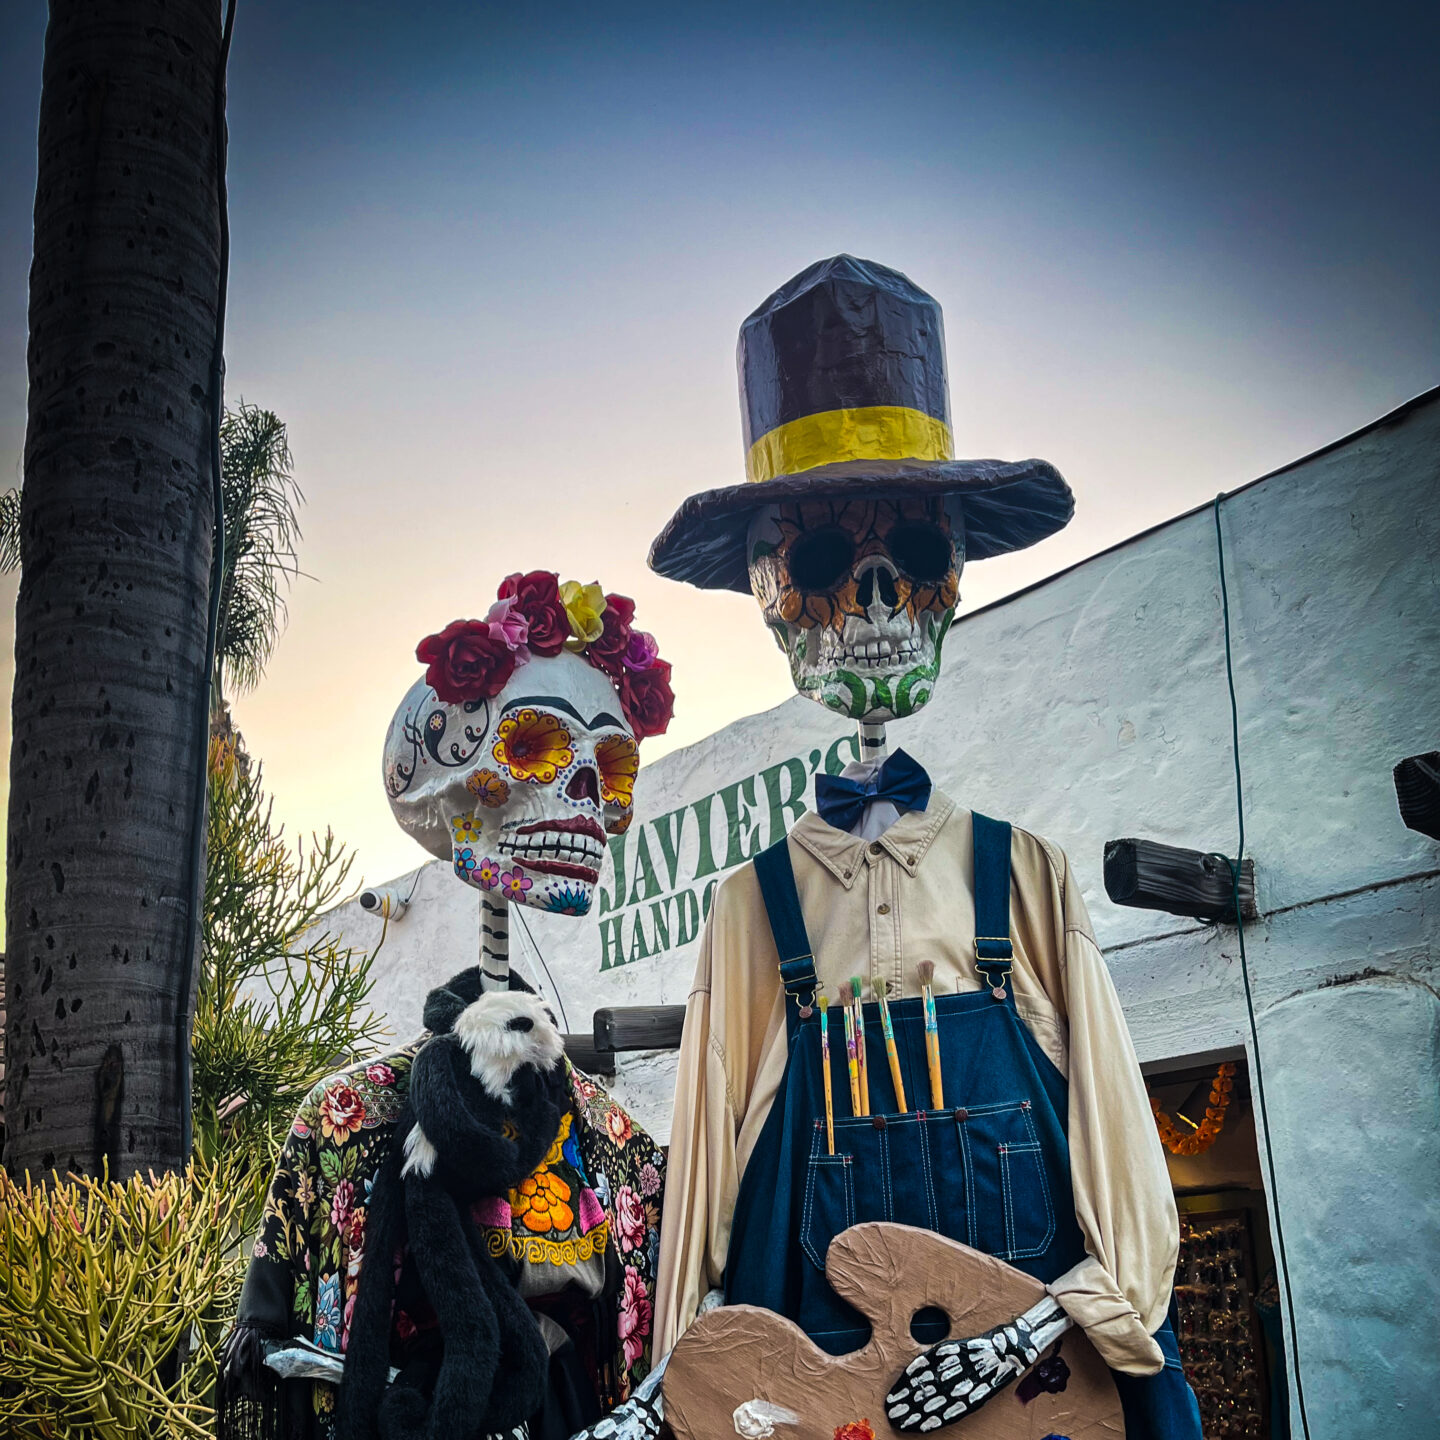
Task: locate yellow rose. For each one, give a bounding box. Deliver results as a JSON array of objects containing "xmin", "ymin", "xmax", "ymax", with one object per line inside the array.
[{"xmin": 560, "ymin": 580, "xmax": 606, "ymax": 651}]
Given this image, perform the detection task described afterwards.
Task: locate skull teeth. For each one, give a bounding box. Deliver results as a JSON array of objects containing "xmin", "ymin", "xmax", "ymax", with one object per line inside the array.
[
  {"xmin": 819, "ymin": 637, "xmax": 922, "ymax": 669},
  {"xmin": 499, "ymin": 833, "xmax": 605, "ymax": 868}
]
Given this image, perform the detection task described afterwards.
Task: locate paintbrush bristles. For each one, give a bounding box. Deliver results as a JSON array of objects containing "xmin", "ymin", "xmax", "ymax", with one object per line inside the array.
[
  {"xmin": 917, "ymin": 960, "xmax": 935, "ymax": 987},
  {"xmin": 850, "ymin": 976, "xmax": 863, "ymax": 1001}
]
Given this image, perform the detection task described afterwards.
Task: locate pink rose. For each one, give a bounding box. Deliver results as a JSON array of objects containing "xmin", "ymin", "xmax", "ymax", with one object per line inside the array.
[
  {"xmin": 485, "ymin": 595, "xmax": 531, "ymax": 655},
  {"xmin": 615, "ymin": 1184, "xmax": 646, "ymax": 1254},
  {"xmin": 618, "ymin": 1266, "xmax": 652, "ymax": 1369},
  {"xmin": 365, "ymin": 1063, "xmax": 395, "ymax": 1086}
]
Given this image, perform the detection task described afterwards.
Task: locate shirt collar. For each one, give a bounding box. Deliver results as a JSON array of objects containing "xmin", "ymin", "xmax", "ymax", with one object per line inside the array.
[{"xmin": 790, "ymin": 789, "xmax": 956, "ymax": 888}]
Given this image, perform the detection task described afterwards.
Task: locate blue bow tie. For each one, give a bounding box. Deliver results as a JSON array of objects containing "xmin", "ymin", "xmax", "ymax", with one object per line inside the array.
[{"xmin": 814, "ymin": 749, "xmax": 932, "ymax": 832}]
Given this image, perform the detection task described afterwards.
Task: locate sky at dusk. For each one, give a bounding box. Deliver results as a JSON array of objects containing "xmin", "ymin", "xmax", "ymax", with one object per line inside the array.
[{"xmin": 1, "ymin": 0, "xmax": 1436, "ymax": 893}]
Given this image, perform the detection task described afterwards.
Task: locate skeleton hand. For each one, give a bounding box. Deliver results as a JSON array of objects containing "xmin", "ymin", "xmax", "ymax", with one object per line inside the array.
[
  {"xmin": 568, "ymin": 1353, "xmax": 668, "ymax": 1440},
  {"xmin": 884, "ymin": 1294, "xmax": 1072, "ymax": 1432}
]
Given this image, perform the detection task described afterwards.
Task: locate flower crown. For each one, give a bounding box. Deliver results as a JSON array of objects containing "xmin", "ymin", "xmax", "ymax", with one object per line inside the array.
[{"xmin": 416, "ymin": 571, "xmax": 675, "ymax": 741}]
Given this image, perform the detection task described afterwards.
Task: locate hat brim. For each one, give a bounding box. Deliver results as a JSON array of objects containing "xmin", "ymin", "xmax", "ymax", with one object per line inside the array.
[{"xmin": 647, "ymin": 456, "xmax": 1074, "ymax": 592}]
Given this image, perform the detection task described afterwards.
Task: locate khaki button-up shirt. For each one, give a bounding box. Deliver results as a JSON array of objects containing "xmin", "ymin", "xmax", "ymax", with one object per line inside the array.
[{"xmin": 653, "ymin": 792, "xmax": 1175, "ymax": 1375}]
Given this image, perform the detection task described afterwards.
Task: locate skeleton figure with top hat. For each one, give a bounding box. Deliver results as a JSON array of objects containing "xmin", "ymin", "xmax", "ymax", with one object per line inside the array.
[
  {"xmin": 640, "ymin": 258, "xmax": 1202, "ymax": 1440},
  {"xmin": 650, "ymin": 253, "xmax": 1071, "ymax": 763}
]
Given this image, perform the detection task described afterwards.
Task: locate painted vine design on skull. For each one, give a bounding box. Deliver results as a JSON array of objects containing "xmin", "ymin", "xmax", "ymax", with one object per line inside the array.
[
  {"xmin": 747, "ymin": 496, "xmax": 965, "ymax": 721},
  {"xmin": 385, "ymin": 698, "xmax": 491, "ymax": 799}
]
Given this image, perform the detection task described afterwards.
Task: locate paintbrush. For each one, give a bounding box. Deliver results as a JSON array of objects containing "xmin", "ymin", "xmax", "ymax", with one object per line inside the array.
[
  {"xmin": 841, "ymin": 997, "xmax": 863, "ymax": 1116},
  {"xmin": 818, "ymin": 995, "xmax": 835, "ymax": 1155},
  {"xmin": 877, "ymin": 979, "xmax": 908, "ymax": 1112},
  {"xmin": 917, "ymin": 960, "xmax": 944, "ymax": 1109},
  {"xmin": 849, "ymin": 977, "xmax": 870, "ymax": 1116}
]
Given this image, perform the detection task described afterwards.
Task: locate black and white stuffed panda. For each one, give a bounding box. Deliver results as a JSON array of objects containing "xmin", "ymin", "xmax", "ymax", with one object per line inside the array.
[{"xmin": 337, "ymin": 977, "xmax": 569, "ymax": 1440}]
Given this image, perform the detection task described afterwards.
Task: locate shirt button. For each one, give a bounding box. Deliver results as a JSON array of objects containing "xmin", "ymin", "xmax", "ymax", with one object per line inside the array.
[
  {"xmin": 876, "ymin": 903, "xmax": 891, "ymax": 915},
  {"xmin": 868, "ymin": 841, "xmax": 884, "ymax": 856}
]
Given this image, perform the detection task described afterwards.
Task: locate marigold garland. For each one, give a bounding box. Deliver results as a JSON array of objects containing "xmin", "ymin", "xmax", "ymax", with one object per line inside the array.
[{"xmin": 1151, "ymin": 1062, "xmax": 1236, "ymax": 1156}]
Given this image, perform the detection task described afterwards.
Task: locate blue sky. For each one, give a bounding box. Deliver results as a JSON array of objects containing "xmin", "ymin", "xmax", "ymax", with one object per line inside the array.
[{"xmin": 1, "ymin": 0, "xmax": 1436, "ymax": 886}]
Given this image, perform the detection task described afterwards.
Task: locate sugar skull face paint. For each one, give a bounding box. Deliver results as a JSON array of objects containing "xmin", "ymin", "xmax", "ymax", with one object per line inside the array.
[
  {"xmin": 384, "ymin": 650, "xmax": 635, "ymax": 916},
  {"xmin": 747, "ymin": 496, "xmax": 965, "ymax": 720}
]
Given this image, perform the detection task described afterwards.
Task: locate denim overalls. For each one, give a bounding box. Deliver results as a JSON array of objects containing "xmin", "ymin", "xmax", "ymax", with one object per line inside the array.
[{"xmin": 724, "ymin": 814, "xmax": 1202, "ymax": 1439}]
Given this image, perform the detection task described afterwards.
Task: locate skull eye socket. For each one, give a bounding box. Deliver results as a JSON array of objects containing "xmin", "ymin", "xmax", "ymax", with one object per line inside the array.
[
  {"xmin": 886, "ymin": 521, "xmax": 953, "ymax": 584},
  {"xmin": 787, "ymin": 526, "xmax": 855, "ymax": 593}
]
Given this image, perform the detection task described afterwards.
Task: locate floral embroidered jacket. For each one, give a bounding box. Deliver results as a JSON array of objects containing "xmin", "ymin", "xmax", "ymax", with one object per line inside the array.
[{"xmin": 236, "ymin": 1042, "xmax": 663, "ymax": 1437}]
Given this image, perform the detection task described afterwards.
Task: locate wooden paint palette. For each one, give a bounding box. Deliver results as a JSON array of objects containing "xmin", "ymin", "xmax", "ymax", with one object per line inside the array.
[{"xmin": 664, "ymin": 1223, "xmax": 1122, "ymax": 1440}]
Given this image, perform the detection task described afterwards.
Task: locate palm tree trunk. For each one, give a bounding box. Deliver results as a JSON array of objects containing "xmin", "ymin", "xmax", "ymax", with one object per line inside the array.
[{"xmin": 4, "ymin": 0, "xmax": 223, "ymax": 1179}]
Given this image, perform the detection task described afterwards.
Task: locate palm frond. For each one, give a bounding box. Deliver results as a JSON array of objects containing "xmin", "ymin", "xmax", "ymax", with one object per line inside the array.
[{"xmin": 217, "ymin": 401, "xmax": 305, "ymax": 694}]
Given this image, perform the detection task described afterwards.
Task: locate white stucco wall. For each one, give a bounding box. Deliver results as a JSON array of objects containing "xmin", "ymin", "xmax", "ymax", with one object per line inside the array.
[{"xmin": 325, "ymin": 389, "xmax": 1440, "ymax": 1438}]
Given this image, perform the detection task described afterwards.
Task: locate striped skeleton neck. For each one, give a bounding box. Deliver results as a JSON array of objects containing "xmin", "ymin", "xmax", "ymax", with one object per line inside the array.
[
  {"xmin": 480, "ymin": 895, "xmax": 510, "ymax": 993},
  {"xmin": 858, "ymin": 719, "xmax": 888, "ymax": 764}
]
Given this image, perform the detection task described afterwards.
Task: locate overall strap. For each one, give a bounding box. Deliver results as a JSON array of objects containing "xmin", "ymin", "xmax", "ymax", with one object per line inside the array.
[
  {"xmin": 971, "ymin": 811, "xmax": 1014, "ymax": 1000},
  {"xmin": 753, "ymin": 837, "xmax": 819, "ymax": 1008}
]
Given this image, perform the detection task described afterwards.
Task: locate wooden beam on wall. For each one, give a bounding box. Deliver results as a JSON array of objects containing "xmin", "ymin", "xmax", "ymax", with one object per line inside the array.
[
  {"xmin": 593, "ymin": 1004, "xmax": 687, "ymax": 1054},
  {"xmin": 1103, "ymin": 838, "xmax": 1257, "ymax": 923},
  {"xmin": 563, "ymin": 1034, "xmax": 617, "ymax": 1076}
]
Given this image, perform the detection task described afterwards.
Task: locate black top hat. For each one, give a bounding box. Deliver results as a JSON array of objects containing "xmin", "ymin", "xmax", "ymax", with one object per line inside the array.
[{"xmin": 648, "ymin": 255, "xmax": 1074, "ymax": 592}]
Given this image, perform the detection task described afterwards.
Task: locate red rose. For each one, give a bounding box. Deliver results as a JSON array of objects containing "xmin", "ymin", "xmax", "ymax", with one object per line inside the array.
[
  {"xmin": 617, "ymin": 658, "xmax": 674, "ymax": 740},
  {"xmin": 587, "ymin": 593, "xmax": 636, "ymax": 677},
  {"xmin": 416, "ymin": 619, "xmax": 518, "ymax": 703},
  {"xmin": 497, "ymin": 571, "xmax": 569, "ymax": 657}
]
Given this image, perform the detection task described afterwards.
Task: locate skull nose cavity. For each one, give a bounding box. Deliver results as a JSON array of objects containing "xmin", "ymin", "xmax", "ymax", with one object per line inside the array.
[
  {"xmin": 856, "ymin": 559, "xmax": 899, "ymax": 613},
  {"xmin": 566, "ymin": 764, "xmax": 599, "ymax": 804}
]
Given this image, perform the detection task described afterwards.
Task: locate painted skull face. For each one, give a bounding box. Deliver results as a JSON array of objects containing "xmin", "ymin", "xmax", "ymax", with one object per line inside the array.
[
  {"xmin": 747, "ymin": 496, "xmax": 964, "ymax": 720},
  {"xmin": 384, "ymin": 651, "xmax": 637, "ymax": 916}
]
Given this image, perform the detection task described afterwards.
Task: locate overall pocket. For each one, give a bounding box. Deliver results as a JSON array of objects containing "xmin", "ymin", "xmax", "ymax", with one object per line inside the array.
[
  {"xmin": 957, "ymin": 1099, "xmax": 1056, "ymax": 1262},
  {"xmin": 801, "ymin": 1139, "xmax": 856, "ymax": 1272}
]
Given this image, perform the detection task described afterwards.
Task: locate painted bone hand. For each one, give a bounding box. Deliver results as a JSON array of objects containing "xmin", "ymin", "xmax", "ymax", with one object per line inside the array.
[{"xmin": 884, "ymin": 1294, "xmax": 1072, "ymax": 1432}]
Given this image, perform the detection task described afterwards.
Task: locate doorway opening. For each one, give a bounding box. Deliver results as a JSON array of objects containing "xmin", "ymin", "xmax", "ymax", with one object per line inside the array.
[{"xmin": 1146, "ymin": 1056, "xmax": 1288, "ymax": 1440}]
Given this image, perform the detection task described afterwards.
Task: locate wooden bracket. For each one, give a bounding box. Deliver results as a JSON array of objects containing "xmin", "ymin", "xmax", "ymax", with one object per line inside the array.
[
  {"xmin": 593, "ymin": 1004, "xmax": 686, "ymax": 1054},
  {"xmin": 561, "ymin": 1034, "xmax": 617, "ymax": 1076},
  {"xmin": 1103, "ymin": 838, "xmax": 1257, "ymax": 923}
]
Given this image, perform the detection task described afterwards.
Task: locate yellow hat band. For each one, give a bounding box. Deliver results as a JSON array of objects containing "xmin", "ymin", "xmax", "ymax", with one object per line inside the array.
[{"xmin": 746, "ymin": 405, "xmax": 954, "ymax": 485}]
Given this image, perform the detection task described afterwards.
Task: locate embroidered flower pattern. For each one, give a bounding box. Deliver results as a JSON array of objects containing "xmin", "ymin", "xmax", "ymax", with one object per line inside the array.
[
  {"xmin": 511, "ymin": 1169, "xmax": 576, "ymax": 1234},
  {"xmin": 318, "ymin": 1085, "xmax": 365, "ymax": 1145},
  {"xmin": 315, "ymin": 1273, "xmax": 342, "ymax": 1352},
  {"xmin": 329, "ymin": 1179, "xmax": 355, "ymax": 1231},
  {"xmin": 492, "ymin": 708, "xmax": 576, "ymax": 785},
  {"xmin": 619, "ymin": 1266, "xmax": 652, "ymax": 1369},
  {"xmin": 248, "ymin": 1043, "xmax": 664, "ymax": 1415},
  {"xmin": 465, "ymin": 768, "xmax": 510, "ymax": 808},
  {"xmin": 543, "ymin": 1111, "xmax": 574, "ymax": 1168},
  {"xmin": 604, "ymin": 1104, "xmax": 633, "ymax": 1147},
  {"xmin": 615, "ymin": 1184, "xmax": 646, "ymax": 1254}
]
